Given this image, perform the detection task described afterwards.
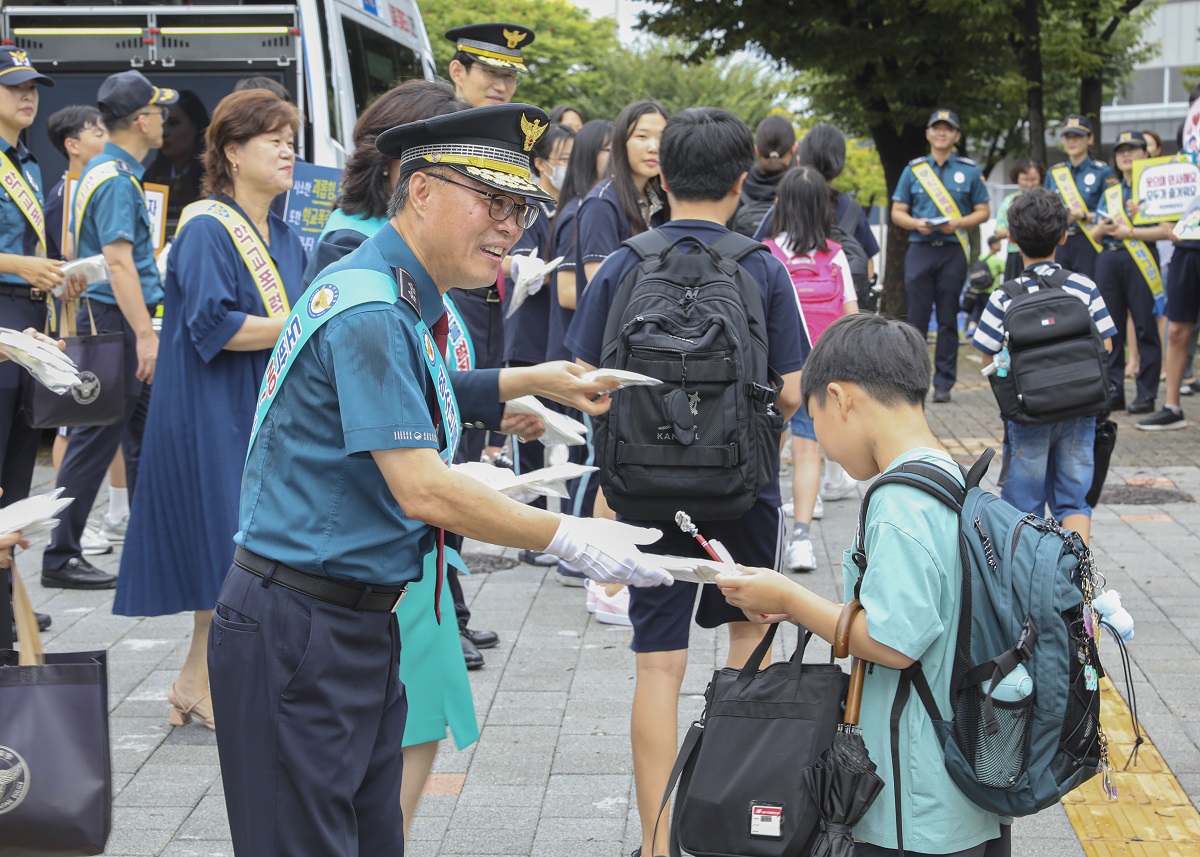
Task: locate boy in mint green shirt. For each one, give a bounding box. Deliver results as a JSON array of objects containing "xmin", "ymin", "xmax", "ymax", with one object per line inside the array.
[{"xmin": 718, "ymin": 313, "xmax": 1009, "ymax": 856}]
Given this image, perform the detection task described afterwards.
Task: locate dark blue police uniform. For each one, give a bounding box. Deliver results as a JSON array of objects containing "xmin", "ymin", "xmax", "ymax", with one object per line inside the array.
[
  {"xmin": 43, "ymin": 140, "xmax": 166, "ymax": 573},
  {"xmin": 211, "ymin": 224, "xmax": 503, "ymax": 856},
  {"xmin": 566, "ymin": 219, "xmax": 809, "ymax": 651},
  {"xmin": 1044, "ymin": 157, "xmax": 1117, "ymax": 280},
  {"xmin": 893, "ymin": 153, "xmax": 989, "ymax": 392}
]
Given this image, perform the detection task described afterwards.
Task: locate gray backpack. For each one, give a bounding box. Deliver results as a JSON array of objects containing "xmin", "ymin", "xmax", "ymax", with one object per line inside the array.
[{"xmin": 593, "ymin": 230, "xmax": 785, "ymax": 521}]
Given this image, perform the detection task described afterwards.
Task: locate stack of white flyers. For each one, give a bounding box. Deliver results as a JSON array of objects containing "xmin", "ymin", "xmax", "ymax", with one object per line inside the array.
[
  {"xmin": 504, "ymin": 396, "xmax": 589, "ymax": 446},
  {"xmin": 453, "ymin": 461, "xmax": 599, "ymax": 501},
  {"xmin": 0, "ymin": 488, "xmax": 74, "ymax": 540},
  {"xmin": 659, "ymin": 556, "xmax": 743, "ymax": 584},
  {"xmin": 0, "ymin": 327, "xmax": 82, "ymax": 393},
  {"xmin": 580, "ymin": 368, "xmax": 662, "ymax": 389},
  {"xmin": 505, "ymin": 248, "xmax": 564, "ymax": 318},
  {"xmin": 59, "ymin": 254, "xmax": 111, "ymax": 290}
]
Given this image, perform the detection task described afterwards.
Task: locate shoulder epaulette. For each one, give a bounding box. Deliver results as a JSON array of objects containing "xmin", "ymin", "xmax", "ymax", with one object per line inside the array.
[
  {"xmin": 1092, "ymin": 159, "xmax": 1108, "ymax": 169},
  {"xmin": 1103, "ymin": 175, "xmax": 1120, "ymax": 188},
  {"xmin": 909, "ymin": 156, "xmax": 928, "ymax": 166},
  {"xmin": 113, "ymin": 160, "xmax": 132, "ymax": 175},
  {"xmin": 956, "ymin": 155, "xmax": 978, "ymax": 167},
  {"xmin": 393, "ymin": 267, "xmax": 421, "ymax": 316}
]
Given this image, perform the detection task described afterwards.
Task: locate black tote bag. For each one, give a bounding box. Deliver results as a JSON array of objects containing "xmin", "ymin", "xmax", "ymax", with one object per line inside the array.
[
  {"xmin": 24, "ymin": 298, "xmax": 124, "ymax": 429},
  {"xmin": 0, "ymin": 567, "xmax": 112, "ymax": 856},
  {"xmin": 661, "ymin": 624, "xmax": 850, "ymax": 857}
]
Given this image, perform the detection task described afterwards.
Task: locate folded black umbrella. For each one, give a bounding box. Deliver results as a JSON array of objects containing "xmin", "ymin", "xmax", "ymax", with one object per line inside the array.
[{"xmin": 1087, "ymin": 418, "xmax": 1117, "ymax": 507}]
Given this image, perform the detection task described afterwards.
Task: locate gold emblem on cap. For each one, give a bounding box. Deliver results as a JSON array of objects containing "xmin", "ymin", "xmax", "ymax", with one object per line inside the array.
[
  {"xmin": 11, "ymin": 50, "xmax": 29, "ymax": 66},
  {"xmin": 430, "ymin": 153, "xmax": 442, "ymax": 163},
  {"xmin": 938, "ymin": 110, "xmax": 950, "ymax": 120},
  {"xmin": 1067, "ymin": 118, "xmax": 1081, "ymax": 128},
  {"xmin": 520, "ymin": 113, "xmax": 547, "ymax": 153},
  {"xmin": 465, "ymin": 165, "xmax": 536, "ymax": 192},
  {"xmin": 503, "ymin": 28, "xmax": 527, "ymax": 49},
  {"xmin": 1119, "ymin": 132, "xmax": 1131, "ymax": 142}
]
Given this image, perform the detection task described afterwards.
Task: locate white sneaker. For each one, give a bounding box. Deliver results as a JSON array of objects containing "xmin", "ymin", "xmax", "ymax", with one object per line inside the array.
[
  {"xmin": 782, "ymin": 500, "xmax": 794, "ymax": 518},
  {"xmin": 821, "ymin": 463, "xmax": 859, "ymax": 501},
  {"xmin": 812, "ymin": 495, "xmax": 824, "ymax": 520},
  {"xmin": 98, "ymin": 512, "xmax": 127, "ymax": 543},
  {"xmin": 584, "ymin": 579, "xmax": 599, "ymax": 614},
  {"xmin": 593, "ymin": 584, "xmax": 632, "ymax": 626},
  {"xmin": 786, "ymin": 537, "xmax": 816, "ymax": 572},
  {"xmin": 81, "ymin": 525, "xmax": 113, "ymax": 556}
]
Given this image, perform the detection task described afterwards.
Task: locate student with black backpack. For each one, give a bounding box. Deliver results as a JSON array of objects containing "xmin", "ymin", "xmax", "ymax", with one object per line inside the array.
[{"xmin": 565, "ymin": 107, "xmax": 807, "ymax": 857}]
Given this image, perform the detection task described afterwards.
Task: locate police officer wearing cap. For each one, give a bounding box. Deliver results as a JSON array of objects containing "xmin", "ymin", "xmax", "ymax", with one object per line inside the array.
[
  {"xmin": 892, "ymin": 109, "xmax": 990, "ymax": 403},
  {"xmin": 207, "ymin": 102, "xmax": 673, "ymax": 856},
  {"xmin": 1044, "ymin": 114, "xmax": 1117, "ymax": 280},
  {"xmin": 0, "ymin": 47, "xmax": 83, "ymax": 645},
  {"xmin": 444, "ymin": 21, "xmax": 537, "ymax": 665},
  {"xmin": 41, "ymin": 70, "xmax": 177, "ymax": 590}
]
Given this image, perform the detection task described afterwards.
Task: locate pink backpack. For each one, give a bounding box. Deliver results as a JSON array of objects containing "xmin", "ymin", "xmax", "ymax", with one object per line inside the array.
[{"xmin": 765, "ymin": 238, "xmax": 846, "ymax": 344}]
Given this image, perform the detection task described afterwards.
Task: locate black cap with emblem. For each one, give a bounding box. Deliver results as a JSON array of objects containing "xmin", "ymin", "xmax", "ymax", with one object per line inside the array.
[
  {"xmin": 445, "ymin": 23, "xmax": 535, "ymax": 74},
  {"xmin": 375, "ymin": 102, "xmax": 555, "ymax": 203}
]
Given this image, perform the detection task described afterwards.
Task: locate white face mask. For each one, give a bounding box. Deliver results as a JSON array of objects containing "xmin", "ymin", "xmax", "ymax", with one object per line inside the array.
[{"xmin": 548, "ymin": 164, "xmax": 567, "ymax": 190}]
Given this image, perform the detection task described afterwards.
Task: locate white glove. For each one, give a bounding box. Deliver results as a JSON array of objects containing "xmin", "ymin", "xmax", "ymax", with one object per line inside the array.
[{"xmin": 545, "ymin": 517, "xmax": 673, "ymax": 587}]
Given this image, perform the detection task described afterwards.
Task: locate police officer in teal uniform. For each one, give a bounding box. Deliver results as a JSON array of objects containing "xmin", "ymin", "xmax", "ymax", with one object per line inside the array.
[
  {"xmin": 207, "ymin": 103, "xmax": 673, "ymax": 857},
  {"xmin": 42, "ymin": 70, "xmax": 177, "ymax": 590},
  {"xmin": 1044, "ymin": 114, "xmax": 1117, "ymax": 280},
  {"xmin": 892, "ymin": 109, "xmax": 991, "ymax": 403}
]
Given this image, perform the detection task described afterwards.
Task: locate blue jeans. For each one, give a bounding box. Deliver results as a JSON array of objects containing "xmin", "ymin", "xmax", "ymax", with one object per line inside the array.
[{"xmin": 1002, "ymin": 417, "xmax": 1096, "ymax": 520}]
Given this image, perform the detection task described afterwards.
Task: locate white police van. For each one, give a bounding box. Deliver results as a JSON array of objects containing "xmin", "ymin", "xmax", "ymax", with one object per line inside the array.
[{"xmin": 2, "ymin": 0, "xmax": 435, "ymax": 211}]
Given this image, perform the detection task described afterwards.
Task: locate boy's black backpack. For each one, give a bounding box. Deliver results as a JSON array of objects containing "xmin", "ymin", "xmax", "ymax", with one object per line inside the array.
[
  {"xmin": 988, "ymin": 267, "xmax": 1109, "ymax": 425},
  {"xmin": 852, "ymin": 449, "xmax": 1107, "ymax": 847},
  {"xmin": 830, "ymin": 198, "xmax": 876, "ymax": 311},
  {"xmin": 730, "ymin": 189, "xmax": 775, "ymax": 238},
  {"xmin": 593, "ymin": 230, "xmax": 785, "ymax": 521},
  {"xmin": 967, "ymin": 259, "xmax": 994, "ymax": 294}
]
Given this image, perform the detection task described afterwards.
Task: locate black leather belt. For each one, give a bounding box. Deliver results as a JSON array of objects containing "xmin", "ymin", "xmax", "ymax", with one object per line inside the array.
[
  {"xmin": 233, "ymin": 546, "xmax": 407, "ymax": 612},
  {"xmin": 0, "ymin": 284, "xmax": 47, "ymax": 301}
]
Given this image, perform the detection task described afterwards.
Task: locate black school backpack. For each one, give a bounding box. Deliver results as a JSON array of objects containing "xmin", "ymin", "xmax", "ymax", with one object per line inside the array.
[
  {"xmin": 593, "ymin": 230, "xmax": 785, "ymax": 521},
  {"xmin": 830, "ymin": 198, "xmax": 875, "ymax": 311},
  {"xmin": 967, "ymin": 259, "xmax": 994, "ymax": 294},
  {"xmin": 988, "ymin": 267, "xmax": 1109, "ymax": 425},
  {"xmin": 852, "ymin": 450, "xmax": 1107, "ymax": 849},
  {"xmin": 730, "ymin": 189, "xmax": 776, "ymax": 238}
]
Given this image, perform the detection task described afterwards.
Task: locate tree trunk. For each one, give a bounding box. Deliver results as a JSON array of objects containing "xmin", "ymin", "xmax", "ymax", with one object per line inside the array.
[
  {"xmin": 1081, "ymin": 76, "xmax": 1104, "ymax": 144},
  {"xmin": 870, "ymin": 120, "xmax": 928, "ymax": 319},
  {"xmin": 1018, "ymin": 0, "xmax": 1046, "ymax": 166}
]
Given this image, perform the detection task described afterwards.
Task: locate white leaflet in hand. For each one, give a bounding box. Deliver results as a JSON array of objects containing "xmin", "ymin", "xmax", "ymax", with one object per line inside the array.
[
  {"xmin": 580, "ymin": 368, "xmax": 663, "ymax": 389},
  {"xmin": 0, "ymin": 488, "xmax": 74, "ymax": 537},
  {"xmin": 59, "ymin": 255, "xmax": 111, "ymax": 291},
  {"xmin": 505, "ymin": 249, "xmax": 565, "ymax": 318},
  {"xmin": 0, "ymin": 327, "xmax": 82, "ymax": 393},
  {"xmin": 453, "ymin": 461, "xmax": 599, "ymax": 502},
  {"xmin": 659, "ymin": 556, "xmax": 743, "ymax": 584},
  {"xmin": 706, "ymin": 539, "xmax": 736, "ymax": 565},
  {"xmin": 505, "ymin": 395, "xmax": 588, "ymax": 446}
]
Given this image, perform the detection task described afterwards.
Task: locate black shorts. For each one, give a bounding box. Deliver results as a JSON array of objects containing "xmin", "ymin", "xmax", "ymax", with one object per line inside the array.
[
  {"xmin": 1165, "ymin": 246, "xmax": 1200, "ymax": 324},
  {"xmin": 623, "ymin": 498, "xmax": 786, "ymax": 653}
]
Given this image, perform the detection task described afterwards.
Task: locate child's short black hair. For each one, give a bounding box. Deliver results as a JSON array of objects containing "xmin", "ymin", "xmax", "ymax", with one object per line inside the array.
[
  {"xmin": 987, "ymin": 234, "xmax": 1002, "ymax": 247},
  {"xmin": 660, "ymin": 107, "xmax": 754, "ymax": 202},
  {"xmin": 1007, "ymin": 188, "xmax": 1069, "ymax": 259},
  {"xmin": 801, "ymin": 314, "xmax": 930, "ymax": 409},
  {"xmin": 46, "ymin": 105, "xmax": 103, "ymax": 158}
]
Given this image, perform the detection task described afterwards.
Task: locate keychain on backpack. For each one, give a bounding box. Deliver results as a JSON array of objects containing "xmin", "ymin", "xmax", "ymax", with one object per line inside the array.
[{"xmin": 994, "ymin": 347, "xmax": 1010, "ymax": 379}]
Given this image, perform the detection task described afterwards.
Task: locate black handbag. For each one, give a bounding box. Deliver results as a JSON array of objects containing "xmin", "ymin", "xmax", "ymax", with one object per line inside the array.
[
  {"xmin": 24, "ymin": 298, "xmax": 125, "ymax": 429},
  {"xmin": 0, "ymin": 565, "xmax": 112, "ymax": 856},
  {"xmin": 659, "ymin": 623, "xmax": 849, "ymax": 857}
]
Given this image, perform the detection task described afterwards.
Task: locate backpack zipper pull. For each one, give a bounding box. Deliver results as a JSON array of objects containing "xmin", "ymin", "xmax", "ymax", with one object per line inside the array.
[{"xmin": 680, "ymin": 287, "xmax": 699, "ymax": 306}]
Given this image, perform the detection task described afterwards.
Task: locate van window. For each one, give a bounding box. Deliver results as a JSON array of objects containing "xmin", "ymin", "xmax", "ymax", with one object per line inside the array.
[{"xmin": 341, "ymin": 16, "xmax": 422, "ymax": 116}]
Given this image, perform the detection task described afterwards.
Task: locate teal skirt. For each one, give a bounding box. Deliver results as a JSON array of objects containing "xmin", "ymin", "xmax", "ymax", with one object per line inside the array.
[{"xmin": 397, "ymin": 552, "xmax": 479, "ymax": 750}]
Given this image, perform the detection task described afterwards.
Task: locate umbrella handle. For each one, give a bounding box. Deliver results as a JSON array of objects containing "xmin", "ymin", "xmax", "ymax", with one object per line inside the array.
[{"xmin": 837, "ymin": 600, "xmax": 868, "ymax": 726}]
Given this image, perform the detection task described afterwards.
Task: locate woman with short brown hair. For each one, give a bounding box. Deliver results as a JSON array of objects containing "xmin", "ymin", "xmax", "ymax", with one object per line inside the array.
[{"xmin": 114, "ymin": 88, "xmax": 308, "ymax": 730}]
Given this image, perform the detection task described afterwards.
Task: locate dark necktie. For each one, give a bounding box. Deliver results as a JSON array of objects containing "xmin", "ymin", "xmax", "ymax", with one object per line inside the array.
[{"xmin": 430, "ymin": 312, "xmax": 450, "ymax": 623}]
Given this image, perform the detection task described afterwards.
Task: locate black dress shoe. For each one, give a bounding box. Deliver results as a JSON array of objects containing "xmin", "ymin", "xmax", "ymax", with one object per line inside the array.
[
  {"xmin": 932, "ymin": 388, "xmax": 951, "ymax": 403},
  {"xmin": 460, "ymin": 631, "xmax": 484, "ymax": 670},
  {"xmin": 9, "ymin": 611, "xmax": 50, "ymax": 639},
  {"xmin": 41, "ymin": 556, "xmax": 117, "ymax": 590},
  {"xmin": 1108, "ymin": 395, "xmax": 1126, "ymax": 412},
  {"xmin": 519, "ymin": 549, "xmax": 560, "ymax": 567},
  {"xmin": 461, "ymin": 625, "xmax": 499, "ymax": 649},
  {"xmin": 1128, "ymin": 397, "xmax": 1155, "ymax": 414}
]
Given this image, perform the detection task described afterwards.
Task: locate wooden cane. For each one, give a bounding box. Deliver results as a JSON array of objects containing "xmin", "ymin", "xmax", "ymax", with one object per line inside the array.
[{"xmin": 835, "ymin": 599, "xmax": 867, "ymax": 726}]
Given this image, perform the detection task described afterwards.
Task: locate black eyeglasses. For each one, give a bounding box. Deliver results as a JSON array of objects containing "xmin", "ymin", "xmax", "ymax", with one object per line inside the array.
[
  {"xmin": 428, "ymin": 172, "xmax": 539, "ymax": 229},
  {"xmin": 136, "ymin": 107, "xmax": 169, "ymax": 120}
]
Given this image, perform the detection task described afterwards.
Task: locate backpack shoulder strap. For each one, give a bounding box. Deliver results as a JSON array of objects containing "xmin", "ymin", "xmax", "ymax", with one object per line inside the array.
[
  {"xmin": 709, "ymin": 229, "xmax": 768, "ymax": 262},
  {"xmin": 998, "ymin": 277, "xmax": 1028, "ymax": 300},
  {"xmin": 620, "ymin": 227, "xmax": 674, "ymax": 261},
  {"xmin": 837, "ymin": 197, "xmax": 863, "ymax": 235},
  {"xmin": 1042, "ymin": 266, "xmax": 1074, "ymax": 289}
]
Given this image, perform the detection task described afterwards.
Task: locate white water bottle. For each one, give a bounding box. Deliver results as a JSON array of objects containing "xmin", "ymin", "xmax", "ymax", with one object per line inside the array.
[{"xmin": 984, "ymin": 663, "xmax": 1033, "ymax": 703}]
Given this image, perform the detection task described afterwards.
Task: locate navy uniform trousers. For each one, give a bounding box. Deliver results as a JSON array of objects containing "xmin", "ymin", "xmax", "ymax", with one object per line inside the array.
[
  {"xmin": 209, "ymin": 562, "xmax": 407, "ymax": 856},
  {"xmin": 1095, "ymin": 245, "xmax": 1161, "ymax": 403},
  {"xmin": 43, "ymin": 302, "xmax": 150, "ymax": 569},
  {"xmin": 1055, "ymin": 230, "xmax": 1101, "ymax": 281},
  {"xmin": 0, "ymin": 292, "xmax": 47, "ymax": 649},
  {"xmin": 904, "ymin": 242, "xmax": 967, "ymax": 392}
]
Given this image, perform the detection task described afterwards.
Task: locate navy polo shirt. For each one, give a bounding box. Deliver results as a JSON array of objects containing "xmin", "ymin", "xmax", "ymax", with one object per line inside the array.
[
  {"xmin": 1044, "ymin": 158, "xmax": 1118, "ymax": 215},
  {"xmin": 503, "ymin": 198, "xmax": 554, "ymax": 365},
  {"xmin": 545, "ymin": 197, "xmax": 580, "ymax": 362},
  {"xmin": 564, "ymin": 219, "xmax": 809, "ymax": 507},
  {"xmin": 236, "ymin": 223, "xmax": 504, "ymax": 585},
  {"xmin": 0, "ymin": 139, "xmax": 44, "ymax": 286},
  {"xmin": 892, "ymin": 154, "xmax": 989, "ymax": 244},
  {"xmin": 73, "ymin": 142, "xmax": 164, "ymax": 305}
]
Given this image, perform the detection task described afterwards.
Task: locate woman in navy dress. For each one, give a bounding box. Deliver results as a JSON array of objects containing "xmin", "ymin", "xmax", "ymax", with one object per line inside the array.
[{"xmin": 114, "ymin": 90, "xmax": 306, "ymax": 730}]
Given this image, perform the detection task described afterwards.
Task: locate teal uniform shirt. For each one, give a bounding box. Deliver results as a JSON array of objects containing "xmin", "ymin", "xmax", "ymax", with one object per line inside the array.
[
  {"xmin": 892, "ymin": 154, "xmax": 989, "ymax": 244},
  {"xmin": 72, "ymin": 142, "xmax": 164, "ymax": 306},
  {"xmin": 1044, "ymin": 158, "xmax": 1118, "ymax": 220},
  {"xmin": 235, "ymin": 223, "xmax": 503, "ymax": 585},
  {"xmin": 0, "ymin": 139, "xmax": 43, "ymax": 286},
  {"xmin": 843, "ymin": 448, "xmax": 1004, "ymax": 852}
]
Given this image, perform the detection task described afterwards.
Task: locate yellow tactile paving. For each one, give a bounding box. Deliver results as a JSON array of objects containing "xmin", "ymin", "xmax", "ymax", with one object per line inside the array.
[{"xmin": 1062, "ymin": 677, "xmax": 1200, "ymax": 856}]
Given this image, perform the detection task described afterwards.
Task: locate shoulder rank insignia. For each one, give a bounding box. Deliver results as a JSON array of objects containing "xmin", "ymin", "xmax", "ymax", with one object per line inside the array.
[
  {"xmin": 1103, "ymin": 175, "xmax": 1120, "ymax": 188},
  {"xmin": 909, "ymin": 155, "xmax": 929, "ymax": 166},
  {"xmin": 1093, "ymin": 159, "xmax": 1109, "ymax": 169},
  {"xmin": 395, "ymin": 267, "xmax": 421, "ymax": 316},
  {"xmin": 520, "ymin": 112, "xmax": 547, "ymax": 153},
  {"xmin": 113, "ymin": 159, "xmax": 133, "ymax": 174},
  {"xmin": 957, "ymin": 155, "xmax": 978, "ymax": 167}
]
